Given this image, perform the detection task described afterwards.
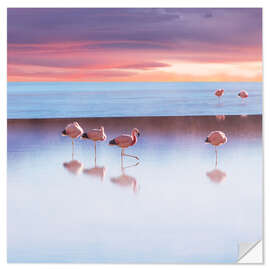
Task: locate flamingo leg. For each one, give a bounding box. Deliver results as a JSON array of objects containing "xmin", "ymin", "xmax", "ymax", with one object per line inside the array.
[
  {"xmin": 215, "ymin": 146, "xmax": 218, "ymax": 168},
  {"xmin": 122, "ymin": 152, "xmax": 140, "ymax": 160},
  {"xmin": 72, "ymin": 139, "xmax": 74, "ymax": 160},
  {"xmin": 94, "ymin": 141, "xmax": 97, "ymax": 167}
]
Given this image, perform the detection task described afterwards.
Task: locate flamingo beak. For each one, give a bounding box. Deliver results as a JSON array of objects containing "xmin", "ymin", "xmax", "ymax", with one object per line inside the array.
[
  {"xmin": 137, "ymin": 132, "xmax": 140, "ymax": 137},
  {"xmin": 62, "ymin": 130, "xmax": 67, "ymax": 136},
  {"xmin": 205, "ymin": 137, "xmax": 209, "ymax": 143}
]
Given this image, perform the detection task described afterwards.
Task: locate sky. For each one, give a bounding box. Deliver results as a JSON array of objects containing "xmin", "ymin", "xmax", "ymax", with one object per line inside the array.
[{"xmin": 7, "ymin": 8, "xmax": 262, "ymax": 82}]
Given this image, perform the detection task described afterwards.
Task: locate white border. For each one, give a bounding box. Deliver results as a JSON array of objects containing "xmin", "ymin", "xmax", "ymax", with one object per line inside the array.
[{"xmin": 1, "ymin": 0, "xmax": 269, "ymax": 269}]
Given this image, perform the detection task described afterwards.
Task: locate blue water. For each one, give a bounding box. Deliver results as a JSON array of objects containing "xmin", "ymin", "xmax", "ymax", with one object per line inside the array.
[{"xmin": 7, "ymin": 82, "xmax": 262, "ymax": 119}]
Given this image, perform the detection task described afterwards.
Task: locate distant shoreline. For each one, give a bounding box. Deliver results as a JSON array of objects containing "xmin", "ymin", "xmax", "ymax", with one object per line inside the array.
[{"xmin": 7, "ymin": 113, "xmax": 263, "ymax": 122}]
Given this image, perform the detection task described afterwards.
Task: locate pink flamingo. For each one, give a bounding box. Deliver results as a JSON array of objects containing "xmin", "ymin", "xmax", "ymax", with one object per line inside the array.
[
  {"xmin": 82, "ymin": 126, "xmax": 107, "ymax": 163},
  {"xmin": 109, "ymin": 128, "xmax": 140, "ymax": 160},
  {"xmin": 215, "ymin": 89, "xmax": 224, "ymax": 103},
  {"xmin": 62, "ymin": 122, "xmax": 84, "ymax": 158},
  {"xmin": 238, "ymin": 90, "xmax": 248, "ymax": 102},
  {"xmin": 205, "ymin": 131, "xmax": 227, "ymax": 167}
]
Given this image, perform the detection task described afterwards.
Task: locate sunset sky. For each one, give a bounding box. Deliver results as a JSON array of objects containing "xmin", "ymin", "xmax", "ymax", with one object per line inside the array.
[{"xmin": 7, "ymin": 8, "xmax": 262, "ymax": 82}]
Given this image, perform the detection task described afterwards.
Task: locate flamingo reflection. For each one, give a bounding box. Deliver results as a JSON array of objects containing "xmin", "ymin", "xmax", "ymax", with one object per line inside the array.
[
  {"xmin": 206, "ymin": 168, "xmax": 227, "ymax": 183},
  {"xmin": 216, "ymin": 115, "xmax": 226, "ymax": 121},
  {"xmin": 110, "ymin": 161, "xmax": 140, "ymax": 193},
  {"xmin": 63, "ymin": 159, "xmax": 84, "ymax": 175},
  {"xmin": 83, "ymin": 150, "xmax": 106, "ymax": 181}
]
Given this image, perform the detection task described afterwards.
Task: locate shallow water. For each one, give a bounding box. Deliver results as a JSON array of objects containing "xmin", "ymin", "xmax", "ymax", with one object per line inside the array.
[
  {"xmin": 7, "ymin": 116, "xmax": 262, "ymax": 263},
  {"xmin": 7, "ymin": 82, "xmax": 262, "ymax": 119}
]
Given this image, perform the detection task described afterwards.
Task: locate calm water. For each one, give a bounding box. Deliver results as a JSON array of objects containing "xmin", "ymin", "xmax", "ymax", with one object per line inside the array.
[
  {"xmin": 7, "ymin": 82, "xmax": 262, "ymax": 119},
  {"xmin": 7, "ymin": 116, "xmax": 262, "ymax": 263}
]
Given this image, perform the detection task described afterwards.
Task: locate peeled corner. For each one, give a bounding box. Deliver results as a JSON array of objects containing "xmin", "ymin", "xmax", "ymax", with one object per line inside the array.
[{"xmin": 238, "ymin": 240, "xmax": 263, "ymax": 264}]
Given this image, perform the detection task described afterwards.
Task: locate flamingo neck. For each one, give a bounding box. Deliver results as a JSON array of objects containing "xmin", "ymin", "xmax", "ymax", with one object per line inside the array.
[{"xmin": 131, "ymin": 132, "xmax": 137, "ymax": 146}]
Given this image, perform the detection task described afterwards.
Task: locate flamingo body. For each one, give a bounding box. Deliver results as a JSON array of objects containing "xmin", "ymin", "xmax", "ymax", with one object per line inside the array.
[
  {"xmin": 109, "ymin": 128, "xmax": 140, "ymax": 148},
  {"xmin": 215, "ymin": 89, "xmax": 224, "ymax": 97},
  {"xmin": 62, "ymin": 122, "xmax": 83, "ymax": 139},
  {"xmin": 238, "ymin": 90, "xmax": 248, "ymax": 99},
  {"xmin": 82, "ymin": 126, "xmax": 106, "ymax": 141},
  {"xmin": 205, "ymin": 131, "xmax": 227, "ymax": 146}
]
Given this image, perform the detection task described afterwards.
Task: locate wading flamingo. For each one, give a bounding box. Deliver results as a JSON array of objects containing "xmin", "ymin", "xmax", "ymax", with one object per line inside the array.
[
  {"xmin": 215, "ymin": 89, "xmax": 224, "ymax": 103},
  {"xmin": 205, "ymin": 131, "xmax": 227, "ymax": 167},
  {"xmin": 238, "ymin": 90, "xmax": 248, "ymax": 102},
  {"xmin": 82, "ymin": 126, "xmax": 107, "ymax": 164},
  {"xmin": 109, "ymin": 128, "xmax": 140, "ymax": 160},
  {"xmin": 62, "ymin": 122, "xmax": 84, "ymax": 158}
]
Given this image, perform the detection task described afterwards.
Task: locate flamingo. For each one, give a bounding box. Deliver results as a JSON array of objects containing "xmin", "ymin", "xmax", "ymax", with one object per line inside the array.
[
  {"xmin": 205, "ymin": 131, "xmax": 227, "ymax": 167},
  {"xmin": 82, "ymin": 126, "xmax": 107, "ymax": 164},
  {"xmin": 238, "ymin": 90, "xmax": 248, "ymax": 102},
  {"xmin": 215, "ymin": 89, "xmax": 224, "ymax": 103},
  {"xmin": 62, "ymin": 122, "xmax": 84, "ymax": 159},
  {"xmin": 109, "ymin": 128, "xmax": 140, "ymax": 160}
]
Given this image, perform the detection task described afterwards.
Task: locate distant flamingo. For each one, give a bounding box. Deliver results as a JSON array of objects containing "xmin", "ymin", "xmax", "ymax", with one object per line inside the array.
[
  {"xmin": 238, "ymin": 90, "xmax": 248, "ymax": 102},
  {"xmin": 109, "ymin": 128, "xmax": 140, "ymax": 160},
  {"xmin": 205, "ymin": 131, "xmax": 227, "ymax": 167},
  {"xmin": 215, "ymin": 89, "xmax": 224, "ymax": 103},
  {"xmin": 82, "ymin": 126, "xmax": 107, "ymax": 164},
  {"xmin": 62, "ymin": 122, "xmax": 84, "ymax": 158}
]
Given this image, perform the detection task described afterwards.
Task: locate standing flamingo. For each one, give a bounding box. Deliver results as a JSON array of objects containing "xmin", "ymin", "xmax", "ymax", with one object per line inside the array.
[
  {"xmin": 238, "ymin": 90, "xmax": 248, "ymax": 102},
  {"xmin": 82, "ymin": 126, "xmax": 107, "ymax": 164},
  {"xmin": 62, "ymin": 122, "xmax": 84, "ymax": 159},
  {"xmin": 109, "ymin": 128, "xmax": 140, "ymax": 160},
  {"xmin": 205, "ymin": 131, "xmax": 227, "ymax": 167},
  {"xmin": 215, "ymin": 89, "xmax": 224, "ymax": 103}
]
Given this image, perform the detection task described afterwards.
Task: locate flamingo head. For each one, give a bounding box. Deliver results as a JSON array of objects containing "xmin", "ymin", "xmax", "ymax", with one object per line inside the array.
[
  {"xmin": 132, "ymin": 128, "xmax": 140, "ymax": 137},
  {"xmin": 82, "ymin": 133, "xmax": 88, "ymax": 139}
]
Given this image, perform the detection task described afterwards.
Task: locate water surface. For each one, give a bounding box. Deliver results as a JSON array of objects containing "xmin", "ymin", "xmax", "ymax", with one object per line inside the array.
[
  {"xmin": 7, "ymin": 116, "xmax": 262, "ymax": 263},
  {"xmin": 7, "ymin": 82, "xmax": 262, "ymax": 119}
]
